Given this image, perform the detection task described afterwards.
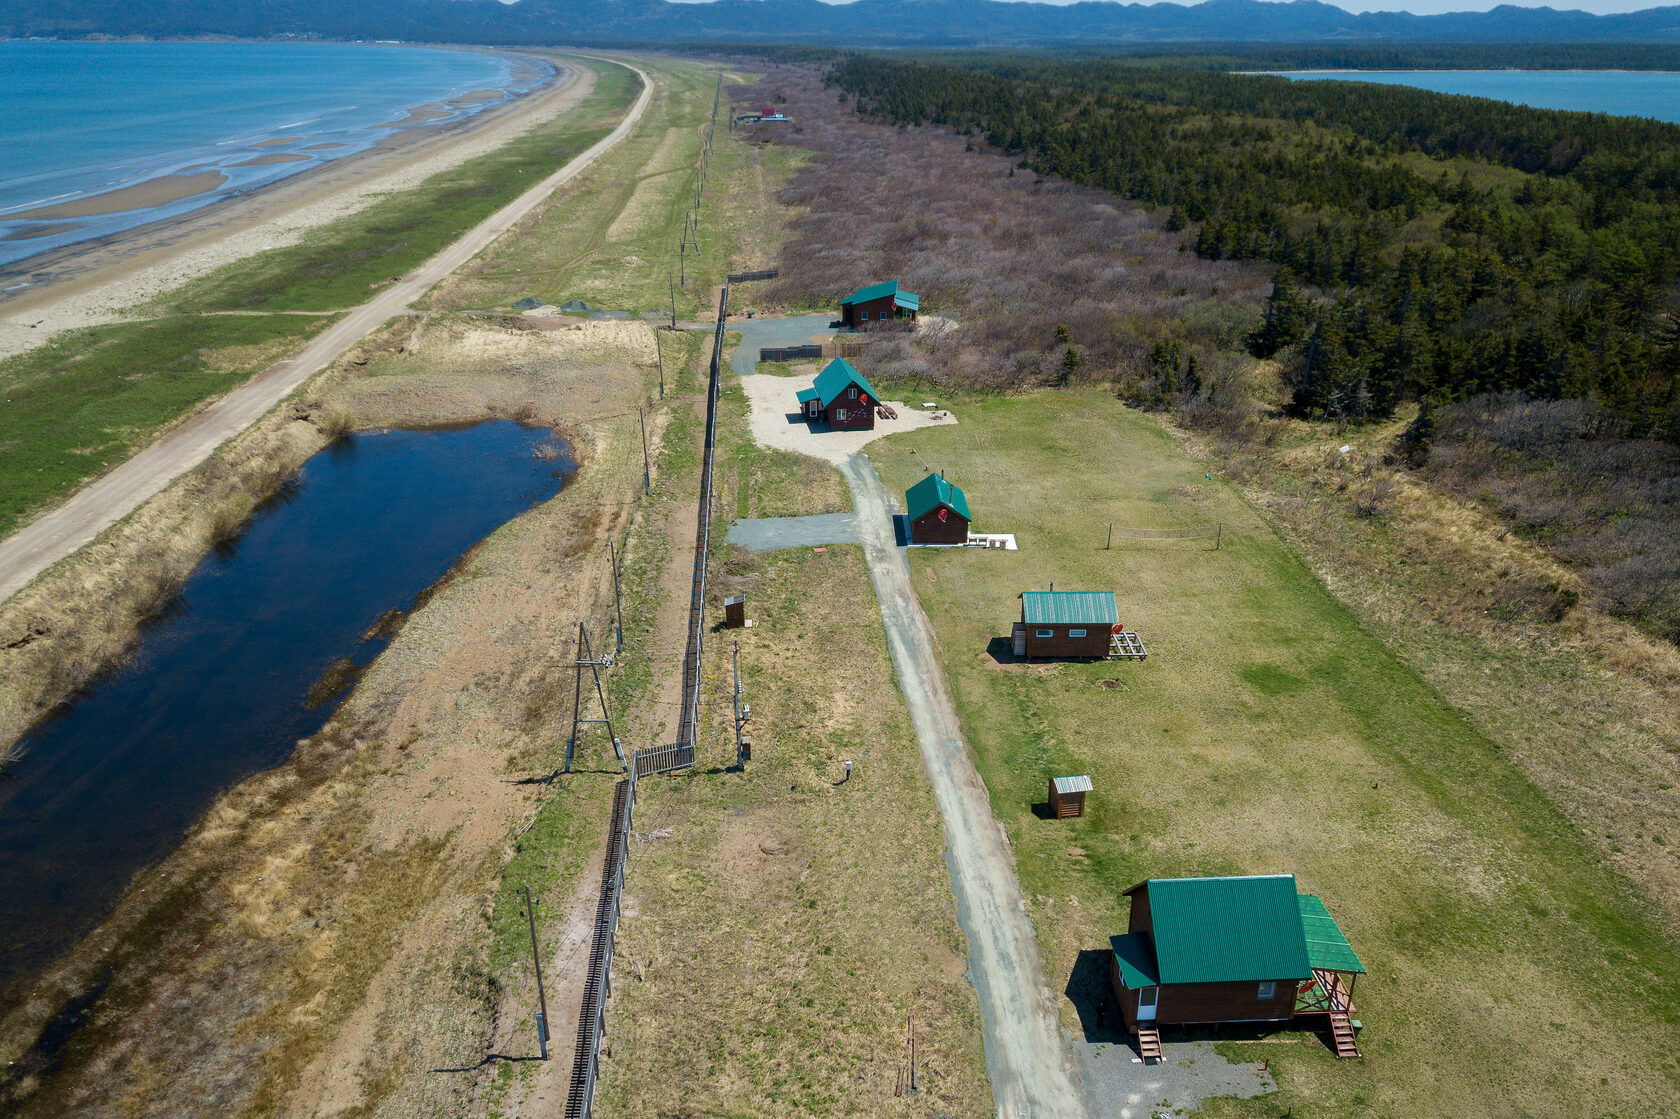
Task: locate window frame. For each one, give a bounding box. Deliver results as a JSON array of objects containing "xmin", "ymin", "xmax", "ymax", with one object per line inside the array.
[
  {"xmin": 1069, "ymin": 628, "xmax": 1087, "ymax": 638},
  {"xmin": 1257, "ymin": 981, "xmax": 1277, "ymax": 1001},
  {"xmin": 1035, "ymin": 629, "xmax": 1054, "ymax": 639}
]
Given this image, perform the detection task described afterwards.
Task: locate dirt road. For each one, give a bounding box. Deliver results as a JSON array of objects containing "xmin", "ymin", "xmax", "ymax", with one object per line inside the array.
[
  {"xmin": 839, "ymin": 452, "xmax": 1087, "ymax": 1119},
  {"xmin": 0, "ymin": 58, "xmax": 653, "ymax": 608}
]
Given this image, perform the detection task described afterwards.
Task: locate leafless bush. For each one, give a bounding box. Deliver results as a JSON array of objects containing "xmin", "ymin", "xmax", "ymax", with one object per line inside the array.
[
  {"xmin": 734, "ymin": 68, "xmax": 1268, "ymax": 394},
  {"xmin": 1428, "ymin": 393, "xmax": 1680, "ymax": 640}
]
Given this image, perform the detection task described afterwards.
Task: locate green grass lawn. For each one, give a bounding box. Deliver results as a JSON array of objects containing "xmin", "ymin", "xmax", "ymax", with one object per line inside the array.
[
  {"xmin": 0, "ymin": 313, "xmax": 334, "ymax": 534},
  {"xmin": 865, "ymin": 389, "xmax": 1680, "ymax": 1119}
]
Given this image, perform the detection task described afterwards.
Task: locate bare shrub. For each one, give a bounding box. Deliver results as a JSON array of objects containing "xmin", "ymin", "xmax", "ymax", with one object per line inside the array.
[
  {"xmin": 1428, "ymin": 393, "xmax": 1680, "ymax": 640},
  {"xmin": 734, "ymin": 67, "xmax": 1268, "ymax": 395}
]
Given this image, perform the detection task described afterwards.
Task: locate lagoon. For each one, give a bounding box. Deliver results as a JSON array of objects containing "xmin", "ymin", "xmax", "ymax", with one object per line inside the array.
[
  {"xmin": 1276, "ymin": 69, "xmax": 1680, "ymax": 124},
  {"xmin": 0, "ymin": 421, "xmax": 570, "ymax": 997}
]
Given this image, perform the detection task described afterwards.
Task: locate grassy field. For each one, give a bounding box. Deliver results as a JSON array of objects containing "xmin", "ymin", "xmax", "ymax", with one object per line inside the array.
[
  {"xmin": 431, "ymin": 58, "xmax": 802, "ymax": 318},
  {"xmin": 600, "ymin": 541, "xmax": 990, "ymax": 1119},
  {"xmin": 864, "ymin": 389, "xmax": 1680, "ymax": 1119},
  {"xmin": 0, "ymin": 56, "xmax": 638, "ymax": 538}
]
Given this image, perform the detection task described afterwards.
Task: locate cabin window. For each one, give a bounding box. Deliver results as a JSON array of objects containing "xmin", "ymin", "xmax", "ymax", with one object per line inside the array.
[
  {"xmin": 1069, "ymin": 629, "xmax": 1087, "ymax": 638},
  {"xmin": 1035, "ymin": 629, "xmax": 1053, "ymax": 638},
  {"xmin": 860, "ymin": 311, "xmax": 870, "ymax": 321},
  {"xmin": 1257, "ymin": 981, "xmax": 1276, "ymax": 1000},
  {"xmin": 836, "ymin": 408, "xmax": 848, "ymax": 422},
  {"xmin": 849, "ymin": 385, "xmax": 858, "ymax": 398}
]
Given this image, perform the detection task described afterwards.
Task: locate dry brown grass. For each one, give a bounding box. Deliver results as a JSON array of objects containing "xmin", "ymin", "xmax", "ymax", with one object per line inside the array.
[{"xmin": 600, "ymin": 540, "xmax": 991, "ymax": 1118}]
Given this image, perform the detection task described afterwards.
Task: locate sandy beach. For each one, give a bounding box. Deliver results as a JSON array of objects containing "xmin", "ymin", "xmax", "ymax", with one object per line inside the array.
[
  {"xmin": 230, "ymin": 153, "xmax": 310, "ymax": 167},
  {"xmin": 0, "ymin": 51, "xmax": 588, "ymax": 361}
]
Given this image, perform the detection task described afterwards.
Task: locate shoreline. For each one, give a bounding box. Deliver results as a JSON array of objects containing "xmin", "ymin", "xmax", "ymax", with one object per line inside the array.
[
  {"xmin": 0, "ymin": 50, "xmax": 582, "ymax": 361},
  {"xmin": 0, "ymin": 50, "xmax": 581, "ymax": 359}
]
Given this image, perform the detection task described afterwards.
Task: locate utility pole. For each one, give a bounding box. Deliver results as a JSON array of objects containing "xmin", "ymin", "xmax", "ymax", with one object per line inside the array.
[
  {"xmin": 1106, "ymin": 522, "xmax": 1113, "ymax": 550},
  {"xmin": 669, "ymin": 271, "xmax": 677, "ymax": 330},
  {"xmin": 639, "ymin": 407, "xmax": 651, "ymax": 494},
  {"xmin": 732, "ymin": 640, "xmax": 744, "ymax": 768},
  {"xmin": 609, "ymin": 541, "xmax": 624, "ymax": 655},
  {"xmin": 564, "ymin": 622, "xmax": 627, "ymax": 773},
  {"xmin": 524, "ymin": 884, "xmax": 549, "ymax": 1060},
  {"xmin": 656, "ymin": 333, "xmax": 666, "ymax": 399}
]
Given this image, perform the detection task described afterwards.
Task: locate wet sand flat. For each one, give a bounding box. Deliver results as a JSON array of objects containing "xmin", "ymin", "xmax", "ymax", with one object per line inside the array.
[
  {"xmin": 232, "ymin": 153, "xmax": 311, "ymax": 167},
  {"xmin": 0, "ymin": 221, "xmax": 83, "ymax": 242},
  {"xmin": 303, "ymin": 143, "xmax": 345, "ymax": 150},
  {"xmin": 371, "ymin": 105, "xmax": 450, "ymax": 129},
  {"xmin": 451, "ymin": 89, "xmax": 503, "ymax": 104},
  {"xmin": 252, "ymin": 137, "xmax": 301, "ymax": 148},
  {"xmin": 12, "ymin": 172, "xmax": 229, "ymax": 220}
]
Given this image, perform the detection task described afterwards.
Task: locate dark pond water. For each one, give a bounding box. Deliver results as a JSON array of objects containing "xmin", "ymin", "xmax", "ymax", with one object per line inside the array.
[{"xmin": 0, "ymin": 421, "xmax": 571, "ymax": 996}]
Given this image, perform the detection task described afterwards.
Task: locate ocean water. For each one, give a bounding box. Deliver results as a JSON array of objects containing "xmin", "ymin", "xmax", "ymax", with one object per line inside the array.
[
  {"xmin": 1276, "ymin": 69, "xmax": 1680, "ymax": 124},
  {"xmin": 0, "ymin": 42, "xmax": 551, "ymax": 269}
]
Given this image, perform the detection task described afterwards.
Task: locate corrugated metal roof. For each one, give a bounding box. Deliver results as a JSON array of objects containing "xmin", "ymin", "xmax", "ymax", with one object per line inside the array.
[
  {"xmin": 1052, "ymin": 775, "xmax": 1093, "ymax": 794},
  {"xmin": 1143, "ymin": 875, "xmax": 1314, "ymax": 985},
  {"xmin": 906, "ymin": 473, "xmax": 972, "ymax": 524},
  {"xmin": 1021, "ymin": 591, "xmax": 1118, "ymax": 626},
  {"xmin": 1298, "ymin": 894, "xmax": 1366, "ymax": 975},
  {"xmin": 1110, "ymin": 933, "xmax": 1160, "ymax": 989},
  {"xmin": 842, "ymin": 280, "xmax": 919, "ymax": 311},
  {"xmin": 805, "ymin": 357, "xmax": 879, "ymax": 409}
]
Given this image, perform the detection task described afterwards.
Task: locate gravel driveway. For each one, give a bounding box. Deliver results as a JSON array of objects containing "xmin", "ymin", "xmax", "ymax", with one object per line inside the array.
[{"xmin": 841, "ymin": 452, "xmax": 1088, "ymax": 1119}]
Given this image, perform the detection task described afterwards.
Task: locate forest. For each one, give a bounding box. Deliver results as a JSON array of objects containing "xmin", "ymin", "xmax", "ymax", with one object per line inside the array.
[{"xmin": 828, "ymin": 54, "xmax": 1680, "ymax": 438}]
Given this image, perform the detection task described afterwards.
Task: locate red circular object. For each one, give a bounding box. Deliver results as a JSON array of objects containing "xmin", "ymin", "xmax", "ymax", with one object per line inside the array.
[{"xmin": 1111, "ymin": 624, "xmax": 1124, "ymax": 634}]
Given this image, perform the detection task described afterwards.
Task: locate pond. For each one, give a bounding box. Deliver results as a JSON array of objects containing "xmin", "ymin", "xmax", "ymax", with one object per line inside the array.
[{"xmin": 0, "ymin": 420, "xmax": 571, "ymax": 997}]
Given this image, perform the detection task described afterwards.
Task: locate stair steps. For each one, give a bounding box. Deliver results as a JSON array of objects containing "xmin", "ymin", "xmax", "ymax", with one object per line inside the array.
[
  {"xmin": 1329, "ymin": 1012, "xmax": 1361, "ymax": 1059},
  {"xmin": 1137, "ymin": 1025, "xmax": 1163, "ymax": 1064}
]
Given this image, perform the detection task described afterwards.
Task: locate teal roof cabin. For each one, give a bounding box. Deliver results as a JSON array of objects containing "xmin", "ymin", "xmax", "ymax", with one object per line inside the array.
[
  {"xmin": 906, "ymin": 473, "xmax": 972, "ymax": 544},
  {"xmin": 1014, "ymin": 589, "xmax": 1118, "ymax": 658},
  {"xmin": 841, "ymin": 280, "xmax": 920, "ymax": 329},
  {"xmin": 797, "ymin": 358, "xmax": 880, "ymax": 430},
  {"xmin": 1110, "ymin": 874, "xmax": 1367, "ymax": 1058}
]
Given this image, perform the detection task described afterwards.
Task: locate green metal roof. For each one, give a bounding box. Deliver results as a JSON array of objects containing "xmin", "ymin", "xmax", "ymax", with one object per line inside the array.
[
  {"xmin": 1110, "ymin": 933, "xmax": 1160, "ymax": 989},
  {"xmin": 906, "ymin": 473, "xmax": 972, "ymax": 524},
  {"xmin": 1139, "ymin": 875, "xmax": 1314, "ymax": 985},
  {"xmin": 1021, "ymin": 590, "xmax": 1117, "ymax": 626},
  {"xmin": 1298, "ymin": 894, "xmax": 1366, "ymax": 975},
  {"xmin": 842, "ymin": 280, "xmax": 919, "ymax": 311},
  {"xmin": 803, "ymin": 358, "xmax": 879, "ymax": 409}
]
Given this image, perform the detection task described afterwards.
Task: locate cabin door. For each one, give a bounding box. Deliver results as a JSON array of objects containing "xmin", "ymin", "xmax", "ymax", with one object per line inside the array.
[{"xmin": 1137, "ymin": 986, "xmax": 1159, "ymax": 1022}]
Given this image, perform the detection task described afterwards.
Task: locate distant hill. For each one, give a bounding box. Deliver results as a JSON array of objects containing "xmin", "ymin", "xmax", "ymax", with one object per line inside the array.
[{"xmin": 9, "ymin": 0, "xmax": 1680, "ymax": 47}]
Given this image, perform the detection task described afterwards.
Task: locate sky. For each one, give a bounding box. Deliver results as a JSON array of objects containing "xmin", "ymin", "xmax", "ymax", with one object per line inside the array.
[{"xmin": 667, "ymin": 0, "xmax": 1669, "ymax": 16}]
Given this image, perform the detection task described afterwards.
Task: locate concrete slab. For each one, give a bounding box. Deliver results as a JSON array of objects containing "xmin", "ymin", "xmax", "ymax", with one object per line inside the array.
[{"xmin": 725, "ymin": 512, "xmax": 860, "ymax": 552}]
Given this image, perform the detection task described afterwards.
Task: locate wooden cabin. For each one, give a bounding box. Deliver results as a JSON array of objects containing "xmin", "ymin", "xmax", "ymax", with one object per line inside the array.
[
  {"xmin": 795, "ymin": 358, "xmax": 879, "ymax": 430},
  {"xmin": 1013, "ymin": 590, "xmax": 1117, "ymax": 658},
  {"xmin": 1110, "ymin": 874, "xmax": 1366, "ymax": 1060},
  {"xmin": 1048, "ymin": 775, "xmax": 1091, "ymax": 818},
  {"xmin": 906, "ymin": 473, "xmax": 971, "ymax": 544},
  {"xmin": 840, "ymin": 281, "xmax": 919, "ymax": 330}
]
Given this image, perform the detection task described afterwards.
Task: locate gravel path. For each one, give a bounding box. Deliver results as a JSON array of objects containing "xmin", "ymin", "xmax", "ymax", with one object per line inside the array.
[
  {"xmin": 840, "ymin": 452, "xmax": 1087, "ymax": 1119},
  {"xmin": 724, "ymin": 512, "xmax": 859, "ymax": 552},
  {"xmin": 726, "ymin": 313, "xmax": 837, "ymax": 378},
  {"xmin": 0, "ymin": 59, "xmax": 654, "ymax": 608}
]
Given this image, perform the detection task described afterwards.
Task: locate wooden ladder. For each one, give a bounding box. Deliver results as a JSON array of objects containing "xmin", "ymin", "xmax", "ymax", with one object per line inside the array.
[
  {"xmin": 1137, "ymin": 1025, "xmax": 1163, "ymax": 1064},
  {"xmin": 1329, "ymin": 1011, "xmax": 1361, "ymax": 1059}
]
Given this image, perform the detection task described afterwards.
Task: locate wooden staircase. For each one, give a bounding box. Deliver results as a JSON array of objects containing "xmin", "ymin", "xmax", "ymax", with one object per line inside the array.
[
  {"xmin": 1137, "ymin": 1025, "xmax": 1163, "ymax": 1064},
  {"xmin": 1329, "ymin": 1012, "xmax": 1361, "ymax": 1059}
]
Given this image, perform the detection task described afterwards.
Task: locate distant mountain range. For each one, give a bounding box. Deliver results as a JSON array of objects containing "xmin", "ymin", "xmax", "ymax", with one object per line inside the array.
[{"xmin": 9, "ymin": 0, "xmax": 1680, "ymax": 47}]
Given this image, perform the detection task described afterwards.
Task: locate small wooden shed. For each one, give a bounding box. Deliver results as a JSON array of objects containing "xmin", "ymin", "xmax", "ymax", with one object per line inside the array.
[
  {"xmin": 840, "ymin": 280, "xmax": 919, "ymax": 329},
  {"xmin": 723, "ymin": 594, "xmax": 746, "ymax": 628},
  {"xmin": 1048, "ymin": 774, "xmax": 1091, "ymax": 818},
  {"xmin": 906, "ymin": 473, "xmax": 972, "ymax": 544}
]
